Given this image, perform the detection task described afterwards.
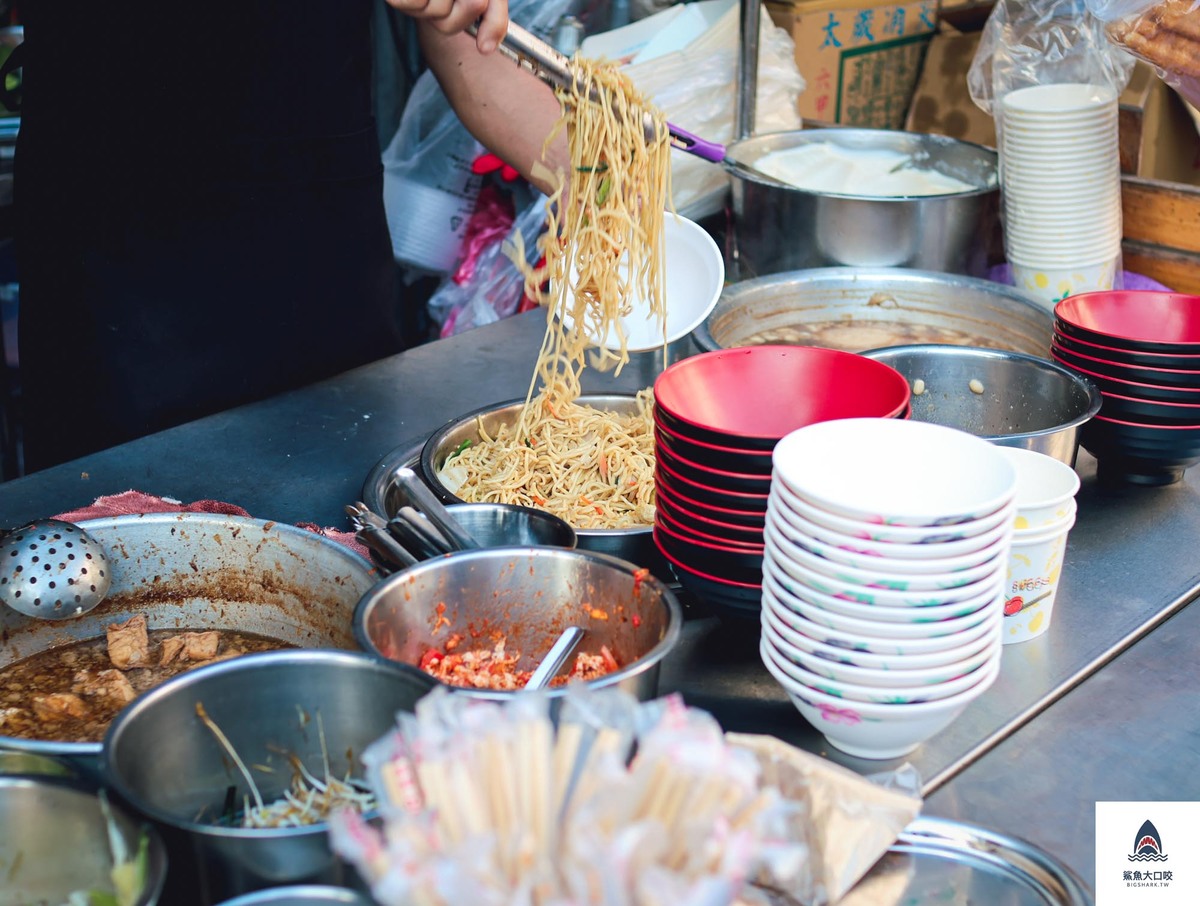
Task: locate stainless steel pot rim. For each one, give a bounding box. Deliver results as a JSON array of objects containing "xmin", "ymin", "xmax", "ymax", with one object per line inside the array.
[
  {"xmin": 418, "ymin": 392, "xmax": 654, "ymax": 538},
  {"xmin": 725, "ymin": 127, "xmax": 1000, "ymax": 199},
  {"xmin": 861, "ymin": 344, "xmax": 1104, "ymax": 435},
  {"xmin": 353, "ymin": 545, "xmax": 684, "ymax": 702},
  {"xmin": 101, "ymin": 649, "xmax": 431, "ymax": 840}
]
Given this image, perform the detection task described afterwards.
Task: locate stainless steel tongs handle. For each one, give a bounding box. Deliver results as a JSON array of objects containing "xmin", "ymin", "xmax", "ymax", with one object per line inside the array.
[{"xmin": 474, "ymin": 20, "xmax": 727, "ymax": 162}]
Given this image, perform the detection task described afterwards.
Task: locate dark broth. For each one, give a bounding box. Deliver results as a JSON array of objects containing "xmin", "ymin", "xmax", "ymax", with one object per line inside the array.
[{"xmin": 0, "ymin": 628, "xmax": 292, "ymax": 742}]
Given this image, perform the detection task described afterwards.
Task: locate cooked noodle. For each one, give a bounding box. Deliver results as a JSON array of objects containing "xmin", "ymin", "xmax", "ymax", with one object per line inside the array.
[
  {"xmin": 437, "ymin": 384, "xmax": 656, "ymax": 530},
  {"xmin": 440, "ymin": 55, "xmax": 672, "ymax": 529}
]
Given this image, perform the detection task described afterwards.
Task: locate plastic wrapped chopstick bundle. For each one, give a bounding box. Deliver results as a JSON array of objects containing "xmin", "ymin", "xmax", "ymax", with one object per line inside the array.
[{"xmin": 329, "ymin": 687, "xmax": 808, "ymax": 906}]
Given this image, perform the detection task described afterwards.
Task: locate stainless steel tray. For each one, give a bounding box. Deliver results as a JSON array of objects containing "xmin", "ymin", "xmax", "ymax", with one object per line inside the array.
[{"xmin": 843, "ymin": 816, "xmax": 1093, "ymax": 905}]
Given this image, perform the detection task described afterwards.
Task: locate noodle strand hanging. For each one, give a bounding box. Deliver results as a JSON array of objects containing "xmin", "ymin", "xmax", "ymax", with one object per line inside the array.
[{"xmin": 438, "ymin": 54, "xmax": 673, "ymax": 530}]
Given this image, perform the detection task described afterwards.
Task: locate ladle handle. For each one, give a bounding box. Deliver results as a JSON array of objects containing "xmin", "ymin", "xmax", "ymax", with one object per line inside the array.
[
  {"xmin": 525, "ymin": 626, "xmax": 585, "ymax": 690},
  {"xmin": 395, "ymin": 467, "xmax": 481, "ymax": 550}
]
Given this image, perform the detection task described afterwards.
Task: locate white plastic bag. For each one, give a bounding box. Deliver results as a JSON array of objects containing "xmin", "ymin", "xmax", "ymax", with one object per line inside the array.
[
  {"xmin": 619, "ymin": 0, "xmax": 806, "ymax": 217},
  {"xmin": 428, "ymin": 194, "xmax": 549, "ymax": 338},
  {"xmin": 384, "ymin": 0, "xmax": 574, "ymax": 274},
  {"xmin": 967, "ymin": 0, "xmax": 1136, "ymax": 117}
]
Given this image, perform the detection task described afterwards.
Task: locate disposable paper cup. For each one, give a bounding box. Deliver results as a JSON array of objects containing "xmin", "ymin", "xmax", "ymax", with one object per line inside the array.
[
  {"xmin": 1011, "ymin": 256, "xmax": 1121, "ymax": 308},
  {"xmin": 1002, "ymin": 83, "xmax": 1117, "ymax": 115},
  {"xmin": 1004, "ymin": 234, "xmax": 1124, "ymax": 263},
  {"xmin": 1002, "ymin": 513, "xmax": 1076, "ymax": 644},
  {"xmin": 996, "ymin": 447, "xmax": 1081, "ymax": 530}
]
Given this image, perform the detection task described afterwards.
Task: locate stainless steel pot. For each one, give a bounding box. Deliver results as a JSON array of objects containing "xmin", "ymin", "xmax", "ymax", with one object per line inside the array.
[
  {"xmin": 0, "ymin": 775, "xmax": 168, "ymax": 906},
  {"xmin": 102, "ymin": 650, "xmax": 435, "ymax": 904},
  {"xmin": 0, "ymin": 513, "xmax": 378, "ymax": 772},
  {"xmin": 216, "ymin": 888, "xmax": 374, "ymax": 906},
  {"xmin": 694, "ymin": 267, "xmax": 1053, "ymax": 358},
  {"xmin": 354, "ymin": 546, "xmax": 682, "ymax": 704},
  {"xmin": 726, "ymin": 129, "xmax": 1000, "ymax": 280},
  {"xmin": 414, "ymin": 394, "xmax": 665, "ymax": 576},
  {"xmin": 861, "ymin": 345, "xmax": 1102, "ymax": 466}
]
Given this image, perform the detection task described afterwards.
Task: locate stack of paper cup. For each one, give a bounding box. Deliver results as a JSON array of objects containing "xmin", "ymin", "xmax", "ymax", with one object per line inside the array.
[
  {"xmin": 1000, "ymin": 83, "xmax": 1122, "ymax": 310},
  {"xmin": 995, "ymin": 447, "xmax": 1081, "ymax": 644}
]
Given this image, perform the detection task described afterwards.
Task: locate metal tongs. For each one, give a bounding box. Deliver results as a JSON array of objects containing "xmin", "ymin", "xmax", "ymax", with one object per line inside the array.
[{"xmin": 481, "ymin": 20, "xmax": 727, "ymax": 163}]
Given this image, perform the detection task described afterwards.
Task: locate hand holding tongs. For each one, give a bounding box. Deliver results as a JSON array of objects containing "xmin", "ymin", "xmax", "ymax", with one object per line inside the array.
[{"xmin": 479, "ymin": 19, "xmax": 727, "ymax": 163}]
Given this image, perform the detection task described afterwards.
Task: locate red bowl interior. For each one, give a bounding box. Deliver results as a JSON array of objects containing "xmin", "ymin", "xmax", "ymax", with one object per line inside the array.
[
  {"xmin": 653, "ymin": 346, "xmax": 910, "ymax": 442},
  {"xmin": 1055, "ymin": 291, "xmax": 1200, "ymax": 347}
]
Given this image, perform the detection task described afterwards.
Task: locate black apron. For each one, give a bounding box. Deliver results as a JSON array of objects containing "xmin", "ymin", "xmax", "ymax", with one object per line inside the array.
[{"xmin": 14, "ymin": 3, "xmax": 402, "ymax": 472}]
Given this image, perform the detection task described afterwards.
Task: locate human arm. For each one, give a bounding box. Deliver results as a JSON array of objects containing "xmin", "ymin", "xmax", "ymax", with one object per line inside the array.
[{"xmin": 417, "ymin": 25, "xmax": 569, "ymax": 196}]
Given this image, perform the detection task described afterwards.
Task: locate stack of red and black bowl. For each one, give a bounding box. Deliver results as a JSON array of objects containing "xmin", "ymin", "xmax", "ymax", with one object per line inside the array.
[
  {"xmin": 1051, "ymin": 290, "xmax": 1200, "ymax": 486},
  {"xmin": 651, "ymin": 345, "xmax": 911, "ymax": 620}
]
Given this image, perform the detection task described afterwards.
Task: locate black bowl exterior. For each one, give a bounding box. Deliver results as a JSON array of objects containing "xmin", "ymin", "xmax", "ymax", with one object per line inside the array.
[
  {"xmin": 653, "ymin": 524, "xmax": 765, "ymax": 584},
  {"xmin": 1054, "ymin": 291, "xmax": 1200, "ymax": 354},
  {"xmin": 655, "ymin": 403, "xmax": 781, "ymax": 451},
  {"xmin": 656, "ymin": 441, "xmax": 774, "ymax": 495},
  {"xmin": 1051, "ymin": 344, "xmax": 1200, "ymax": 389},
  {"xmin": 655, "ymin": 461, "xmax": 771, "ymax": 512},
  {"xmin": 1098, "ymin": 392, "xmax": 1200, "ymax": 426},
  {"xmin": 653, "ymin": 423, "xmax": 775, "ymax": 475},
  {"xmin": 655, "ymin": 487, "xmax": 768, "ymax": 543},
  {"xmin": 1050, "ymin": 350, "xmax": 1200, "ymax": 404},
  {"xmin": 655, "ymin": 471, "xmax": 769, "ymax": 527},
  {"xmin": 1081, "ymin": 418, "xmax": 1200, "ymax": 485},
  {"xmin": 1052, "ymin": 329, "xmax": 1200, "ymax": 371}
]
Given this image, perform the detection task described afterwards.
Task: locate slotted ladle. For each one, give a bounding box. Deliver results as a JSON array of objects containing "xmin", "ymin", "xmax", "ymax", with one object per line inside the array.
[{"xmin": 0, "ymin": 519, "xmax": 112, "ymax": 619}]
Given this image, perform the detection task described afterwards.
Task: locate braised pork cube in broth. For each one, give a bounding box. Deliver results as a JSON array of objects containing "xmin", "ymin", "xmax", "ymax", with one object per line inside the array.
[
  {"xmin": 107, "ymin": 615, "xmax": 151, "ymax": 669},
  {"xmin": 0, "ymin": 616, "xmax": 295, "ymax": 743}
]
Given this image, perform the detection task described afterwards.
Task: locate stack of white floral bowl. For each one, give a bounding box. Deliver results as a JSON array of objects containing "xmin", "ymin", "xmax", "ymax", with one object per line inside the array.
[{"xmin": 760, "ymin": 418, "xmax": 1018, "ymax": 760}]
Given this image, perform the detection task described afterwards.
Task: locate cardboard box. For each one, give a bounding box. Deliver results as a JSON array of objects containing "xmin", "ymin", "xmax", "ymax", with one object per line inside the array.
[
  {"xmin": 904, "ymin": 24, "xmax": 997, "ymax": 146},
  {"xmin": 1119, "ymin": 63, "xmax": 1200, "ymax": 185},
  {"xmin": 767, "ymin": 0, "xmax": 938, "ymax": 128}
]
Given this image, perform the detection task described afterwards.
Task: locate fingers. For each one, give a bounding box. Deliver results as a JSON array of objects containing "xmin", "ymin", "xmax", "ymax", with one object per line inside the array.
[
  {"xmin": 386, "ymin": 0, "xmax": 508, "ymax": 53},
  {"xmin": 473, "ymin": 0, "xmax": 509, "ymax": 53}
]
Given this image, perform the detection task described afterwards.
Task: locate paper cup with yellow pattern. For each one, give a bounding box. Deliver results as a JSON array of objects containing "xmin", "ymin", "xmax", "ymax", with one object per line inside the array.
[
  {"xmin": 1002, "ymin": 513, "xmax": 1076, "ymax": 644},
  {"xmin": 1010, "ymin": 255, "xmax": 1121, "ymax": 310},
  {"xmin": 996, "ymin": 447, "xmax": 1081, "ymax": 531}
]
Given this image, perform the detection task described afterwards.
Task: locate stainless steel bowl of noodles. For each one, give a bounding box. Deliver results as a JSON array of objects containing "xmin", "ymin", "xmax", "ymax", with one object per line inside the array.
[{"xmin": 419, "ymin": 393, "xmax": 664, "ymax": 575}]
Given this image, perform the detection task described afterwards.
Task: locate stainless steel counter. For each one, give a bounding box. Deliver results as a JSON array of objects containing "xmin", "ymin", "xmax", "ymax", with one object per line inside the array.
[{"xmin": 1, "ymin": 308, "xmax": 1197, "ymax": 892}]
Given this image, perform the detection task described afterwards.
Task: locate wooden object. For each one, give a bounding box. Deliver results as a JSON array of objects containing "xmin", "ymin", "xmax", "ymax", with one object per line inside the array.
[{"xmin": 1121, "ymin": 175, "xmax": 1200, "ymax": 293}]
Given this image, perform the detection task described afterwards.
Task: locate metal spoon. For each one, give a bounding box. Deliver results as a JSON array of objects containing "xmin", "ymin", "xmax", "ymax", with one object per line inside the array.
[
  {"xmin": 524, "ymin": 626, "xmax": 586, "ymax": 690},
  {"xmin": 393, "ymin": 467, "xmax": 480, "ymax": 551},
  {"xmin": 0, "ymin": 519, "xmax": 112, "ymax": 619}
]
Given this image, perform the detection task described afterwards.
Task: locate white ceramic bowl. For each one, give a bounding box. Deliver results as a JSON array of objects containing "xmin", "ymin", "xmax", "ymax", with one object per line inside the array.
[
  {"xmin": 763, "ymin": 590, "xmax": 1004, "ymax": 656},
  {"xmin": 764, "ymin": 512, "xmax": 1005, "ymax": 589},
  {"xmin": 761, "ymin": 640, "xmax": 1002, "ymax": 759},
  {"xmin": 764, "ymin": 541, "xmax": 1006, "ymax": 610},
  {"xmin": 769, "ymin": 492, "xmax": 1014, "ymax": 560},
  {"xmin": 762, "ymin": 604, "xmax": 998, "ymax": 689},
  {"xmin": 772, "ymin": 419, "xmax": 1017, "ymax": 527},
  {"xmin": 765, "ymin": 498, "xmax": 1009, "ymax": 574},
  {"xmin": 761, "ymin": 559, "xmax": 1001, "ymax": 625},
  {"xmin": 771, "ymin": 469, "xmax": 1014, "ymax": 544},
  {"xmin": 760, "ymin": 596, "xmax": 1000, "ymax": 669},
  {"xmin": 762, "ymin": 623, "xmax": 1000, "ymax": 704},
  {"xmin": 567, "ymin": 212, "xmax": 725, "ymax": 352}
]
